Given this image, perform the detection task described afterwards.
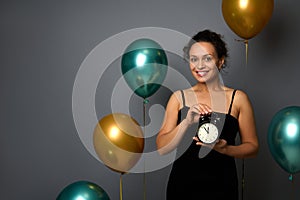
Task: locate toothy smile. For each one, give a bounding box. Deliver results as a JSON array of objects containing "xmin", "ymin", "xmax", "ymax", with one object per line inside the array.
[{"xmin": 196, "ymin": 70, "xmax": 209, "ymax": 76}]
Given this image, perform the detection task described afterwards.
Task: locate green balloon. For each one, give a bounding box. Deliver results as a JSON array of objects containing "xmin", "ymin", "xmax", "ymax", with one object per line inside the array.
[
  {"xmin": 121, "ymin": 38, "xmax": 168, "ymax": 98},
  {"xmin": 268, "ymin": 106, "xmax": 300, "ymax": 174},
  {"xmin": 57, "ymin": 181, "xmax": 110, "ymax": 200}
]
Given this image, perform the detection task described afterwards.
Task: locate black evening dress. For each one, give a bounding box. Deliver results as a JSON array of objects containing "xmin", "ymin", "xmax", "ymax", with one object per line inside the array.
[{"xmin": 166, "ymin": 90, "xmax": 239, "ymax": 200}]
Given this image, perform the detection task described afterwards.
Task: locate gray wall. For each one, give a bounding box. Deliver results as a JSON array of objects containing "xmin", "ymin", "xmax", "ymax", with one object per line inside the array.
[{"xmin": 1, "ymin": 0, "xmax": 300, "ymax": 199}]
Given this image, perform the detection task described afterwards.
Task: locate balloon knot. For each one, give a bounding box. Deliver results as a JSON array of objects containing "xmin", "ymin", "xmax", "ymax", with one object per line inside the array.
[
  {"xmin": 289, "ymin": 174, "xmax": 293, "ymax": 181},
  {"xmin": 143, "ymin": 99, "xmax": 149, "ymax": 104},
  {"xmin": 234, "ymin": 39, "xmax": 248, "ymax": 44}
]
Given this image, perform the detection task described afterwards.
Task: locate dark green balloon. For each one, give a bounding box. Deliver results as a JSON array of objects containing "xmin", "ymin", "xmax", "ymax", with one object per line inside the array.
[
  {"xmin": 121, "ymin": 38, "xmax": 168, "ymax": 98},
  {"xmin": 57, "ymin": 181, "xmax": 110, "ymax": 200},
  {"xmin": 268, "ymin": 106, "xmax": 300, "ymax": 174}
]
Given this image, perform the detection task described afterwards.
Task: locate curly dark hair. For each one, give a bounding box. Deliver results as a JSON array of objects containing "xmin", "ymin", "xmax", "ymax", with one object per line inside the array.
[{"xmin": 183, "ymin": 29, "xmax": 229, "ymax": 69}]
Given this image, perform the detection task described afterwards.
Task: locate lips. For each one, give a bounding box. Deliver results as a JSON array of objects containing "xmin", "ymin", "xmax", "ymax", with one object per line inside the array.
[{"xmin": 196, "ymin": 70, "xmax": 209, "ymax": 77}]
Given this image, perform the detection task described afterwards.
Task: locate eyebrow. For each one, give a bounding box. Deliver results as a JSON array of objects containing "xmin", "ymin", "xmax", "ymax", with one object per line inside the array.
[{"xmin": 189, "ymin": 53, "xmax": 213, "ymax": 57}]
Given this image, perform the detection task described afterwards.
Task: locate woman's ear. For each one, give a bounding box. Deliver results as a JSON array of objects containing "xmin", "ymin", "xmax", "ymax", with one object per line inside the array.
[{"xmin": 217, "ymin": 56, "xmax": 225, "ymax": 70}]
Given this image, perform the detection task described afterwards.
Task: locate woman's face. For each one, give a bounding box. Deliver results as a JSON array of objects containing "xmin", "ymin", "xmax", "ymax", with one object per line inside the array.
[{"xmin": 188, "ymin": 42, "xmax": 224, "ymax": 83}]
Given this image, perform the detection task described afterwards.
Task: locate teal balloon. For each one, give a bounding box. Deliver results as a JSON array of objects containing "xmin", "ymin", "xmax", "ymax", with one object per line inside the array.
[
  {"xmin": 268, "ymin": 106, "xmax": 300, "ymax": 174},
  {"xmin": 121, "ymin": 38, "xmax": 168, "ymax": 98},
  {"xmin": 57, "ymin": 181, "xmax": 110, "ymax": 200}
]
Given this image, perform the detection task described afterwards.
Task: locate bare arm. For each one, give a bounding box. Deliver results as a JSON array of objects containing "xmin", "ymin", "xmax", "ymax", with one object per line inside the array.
[
  {"xmin": 156, "ymin": 92, "xmax": 190, "ymax": 155},
  {"xmin": 215, "ymin": 90, "xmax": 258, "ymax": 158}
]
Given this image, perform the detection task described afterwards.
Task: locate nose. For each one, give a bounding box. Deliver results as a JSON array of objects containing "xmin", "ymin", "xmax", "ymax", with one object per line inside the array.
[{"xmin": 194, "ymin": 61, "xmax": 205, "ymax": 69}]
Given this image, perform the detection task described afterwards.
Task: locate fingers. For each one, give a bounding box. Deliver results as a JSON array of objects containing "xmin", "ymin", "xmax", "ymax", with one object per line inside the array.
[
  {"xmin": 193, "ymin": 138, "xmax": 227, "ymax": 149},
  {"xmin": 192, "ymin": 104, "xmax": 212, "ymax": 115},
  {"xmin": 193, "ymin": 136, "xmax": 213, "ymax": 147},
  {"xmin": 217, "ymin": 139, "xmax": 227, "ymax": 147},
  {"xmin": 186, "ymin": 104, "xmax": 212, "ymax": 125}
]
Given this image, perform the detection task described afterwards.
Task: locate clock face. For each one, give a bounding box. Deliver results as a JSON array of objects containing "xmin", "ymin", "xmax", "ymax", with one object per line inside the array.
[{"xmin": 197, "ymin": 122, "xmax": 219, "ymax": 144}]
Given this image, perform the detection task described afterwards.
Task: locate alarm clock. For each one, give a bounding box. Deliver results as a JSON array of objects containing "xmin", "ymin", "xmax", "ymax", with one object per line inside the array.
[{"xmin": 197, "ymin": 112, "xmax": 221, "ymax": 144}]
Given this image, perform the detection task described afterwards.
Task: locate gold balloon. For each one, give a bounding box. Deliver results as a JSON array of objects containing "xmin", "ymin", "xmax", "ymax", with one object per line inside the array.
[
  {"xmin": 93, "ymin": 113, "xmax": 144, "ymax": 174},
  {"xmin": 222, "ymin": 0, "xmax": 274, "ymax": 39}
]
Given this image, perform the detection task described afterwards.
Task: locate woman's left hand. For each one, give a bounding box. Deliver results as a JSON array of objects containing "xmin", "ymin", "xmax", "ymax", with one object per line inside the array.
[{"xmin": 193, "ymin": 137, "xmax": 228, "ymax": 154}]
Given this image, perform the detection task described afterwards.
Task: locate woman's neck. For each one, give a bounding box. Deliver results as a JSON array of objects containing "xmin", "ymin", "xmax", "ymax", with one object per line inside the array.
[{"xmin": 193, "ymin": 81, "xmax": 225, "ymax": 92}]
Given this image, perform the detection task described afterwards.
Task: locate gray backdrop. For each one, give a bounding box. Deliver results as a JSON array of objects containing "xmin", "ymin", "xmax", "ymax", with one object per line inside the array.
[{"xmin": 1, "ymin": 0, "xmax": 300, "ymax": 199}]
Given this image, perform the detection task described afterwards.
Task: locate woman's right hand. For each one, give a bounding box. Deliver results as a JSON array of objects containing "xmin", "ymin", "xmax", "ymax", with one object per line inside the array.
[{"xmin": 185, "ymin": 104, "xmax": 212, "ymax": 125}]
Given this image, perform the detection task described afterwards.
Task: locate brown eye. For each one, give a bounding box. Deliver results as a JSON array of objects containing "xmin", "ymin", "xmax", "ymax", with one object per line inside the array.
[
  {"xmin": 202, "ymin": 55, "xmax": 213, "ymax": 62},
  {"xmin": 190, "ymin": 57, "xmax": 199, "ymax": 63}
]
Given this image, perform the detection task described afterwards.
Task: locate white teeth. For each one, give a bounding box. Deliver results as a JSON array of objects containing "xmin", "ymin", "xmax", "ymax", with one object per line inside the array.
[{"xmin": 198, "ymin": 71, "xmax": 207, "ymax": 76}]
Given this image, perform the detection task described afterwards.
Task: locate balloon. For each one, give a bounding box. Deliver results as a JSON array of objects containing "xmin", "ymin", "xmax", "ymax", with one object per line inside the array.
[
  {"xmin": 268, "ymin": 106, "xmax": 300, "ymax": 174},
  {"xmin": 121, "ymin": 38, "xmax": 168, "ymax": 98},
  {"xmin": 57, "ymin": 180, "xmax": 110, "ymax": 200},
  {"xmin": 222, "ymin": 0, "xmax": 274, "ymax": 39},
  {"xmin": 93, "ymin": 113, "xmax": 144, "ymax": 173}
]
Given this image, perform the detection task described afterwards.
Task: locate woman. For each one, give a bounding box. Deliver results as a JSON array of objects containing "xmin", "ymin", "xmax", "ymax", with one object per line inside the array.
[{"xmin": 156, "ymin": 30, "xmax": 259, "ymax": 200}]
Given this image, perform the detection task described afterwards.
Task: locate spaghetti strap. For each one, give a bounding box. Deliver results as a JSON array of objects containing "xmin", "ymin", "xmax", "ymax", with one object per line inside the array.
[
  {"xmin": 228, "ymin": 89, "xmax": 237, "ymax": 115},
  {"xmin": 180, "ymin": 90, "xmax": 186, "ymax": 107}
]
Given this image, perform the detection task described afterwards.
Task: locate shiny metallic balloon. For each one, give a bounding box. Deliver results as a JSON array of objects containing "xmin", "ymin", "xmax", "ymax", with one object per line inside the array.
[
  {"xmin": 57, "ymin": 181, "xmax": 110, "ymax": 200},
  {"xmin": 121, "ymin": 38, "xmax": 168, "ymax": 98},
  {"xmin": 93, "ymin": 113, "xmax": 144, "ymax": 174},
  {"xmin": 268, "ymin": 106, "xmax": 300, "ymax": 174},
  {"xmin": 222, "ymin": 0, "xmax": 274, "ymax": 39}
]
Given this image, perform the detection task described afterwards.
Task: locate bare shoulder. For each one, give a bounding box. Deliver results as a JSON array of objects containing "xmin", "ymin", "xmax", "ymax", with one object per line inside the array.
[
  {"xmin": 224, "ymin": 87, "xmax": 248, "ymax": 100},
  {"xmin": 223, "ymin": 88, "xmax": 253, "ymax": 119},
  {"xmin": 234, "ymin": 89, "xmax": 250, "ymax": 102},
  {"xmin": 233, "ymin": 89, "xmax": 253, "ymax": 111},
  {"xmin": 167, "ymin": 90, "xmax": 182, "ymax": 109},
  {"xmin": 170, "ymin": 90, "xmax": 183, "ymax": 102}
]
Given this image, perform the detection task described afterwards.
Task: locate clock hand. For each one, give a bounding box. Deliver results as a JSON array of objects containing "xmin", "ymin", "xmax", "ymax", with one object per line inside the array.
[{"xmin": 203, "ymin": 126, "xmax": 209, "ymax": 134}]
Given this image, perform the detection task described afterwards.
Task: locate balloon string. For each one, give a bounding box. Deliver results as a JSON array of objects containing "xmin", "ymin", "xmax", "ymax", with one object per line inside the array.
[
  {"xmin": 289, "ymin": 174, "xmax": 295, "ymax": 200},
  {"xmin": 243, "ymin": 40, "xmax": 248, "ymax": 200},
  {"xmin": 143, "ymin": 98, "xmax": 149, "ymax": 200},
  {"xmin": 143, "ymin": 172, "xmax": 146, "ymax": 200},
  {"xmin": 242, "ymin": 159, "xmax": 245, "ymax": 200},
  {"xmin": 234, "ymin": 39, "xmax": 249, "ymax": 67},
  {"xmin": 245, "ymin": 40, "xmax": 248, "ymax": 67},
  {"xmin": 143, "ymin": 99, "xmax": 147, "ymax": 135},
  {"xmin": 234, "ymin": 39, "xmax": 248, "ymax": 200},
  {"xmin": 120, "ymin": 173, "xmax": 123, "ymax": 200}
]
